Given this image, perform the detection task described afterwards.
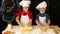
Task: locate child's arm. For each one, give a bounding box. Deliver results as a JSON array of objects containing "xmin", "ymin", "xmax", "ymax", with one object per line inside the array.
[
  {"xmin": 27, "ymin": 11, "xmax": 33, "ymax": 26},
  {"xmin": 44, "ymin": 20, "xmax": 50, "ymax": 29},
  {"xmin": 46, "ymin": 14, "xmax": 51, "ymax": 26},
  {"xmin": 47, "ymin": 20, "xmax": 51, "ymax": 26},
  {"xmin": 35, "ymin": 20, "xmax": 43, "ymax": 30},
  {"xmin": 16, "ymin": 16, "xmax": 24, "ymax": 26},
  {"xmin": 35, "ymin": 20, "xmax": 41, "ymax": 27},
  {"xmin": 27, "ymin": 19, "xmax": 32, "ymax": 26},
  {"xmin": 35, "ymin": 20, "xmax": 43, "ymax": 27}
]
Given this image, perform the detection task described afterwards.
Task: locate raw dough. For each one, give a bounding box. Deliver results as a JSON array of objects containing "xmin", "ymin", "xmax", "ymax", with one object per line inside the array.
[{"xmin": 21, "ymin": 26, "xmax": 33, "ymax": 31}]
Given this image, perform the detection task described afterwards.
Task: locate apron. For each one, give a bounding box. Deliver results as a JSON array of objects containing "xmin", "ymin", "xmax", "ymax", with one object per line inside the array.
[
  {"xmin": 39, "ymin": 16, "xmax": 47, "ymax": 26},
  {"xmin": 20, "ymin": 13, "xmax": 29, "ymax": 25}
]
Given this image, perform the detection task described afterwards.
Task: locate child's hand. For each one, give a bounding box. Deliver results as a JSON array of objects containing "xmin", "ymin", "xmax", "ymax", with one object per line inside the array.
[
  {"xmin": 39, "ymin": 26, "xmax": 43, "ymax": 30},
  {"xmin": 43, "ymin": 26, "xmax": 47, "ymax": 32},
  {"xmin": 19, "ymin": 24, "xmax": 24, "ymax": 27},
  {"xmin": 44, "ymin": 25, "xmax": 49, "ymax": 31},
  {"xmin": 25, "ymin": 25, "xmax": 33, "ymax": 28},
  {"xmin": 27, "ymin": 23, "xmax": 31, "ymax": 26},
  {"xmin": 30, "ymin": 26, "xmax": 34, "ymax": 29},
  {"xmin": 45, "ymin": 24, "xmax": 49, "ymax": 28},
  {"xmin": 21, "ymin": 25, "xmax": 24, "ymax": 27}
]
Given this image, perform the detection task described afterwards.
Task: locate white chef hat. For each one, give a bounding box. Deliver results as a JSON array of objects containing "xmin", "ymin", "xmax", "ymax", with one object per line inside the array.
[
  {"xmin": 19, "ymin": 0, "xmax": 31, "ymax": 7},
  {"xmin": 36, "ymin": 1, "xmax": 47, "ymax": 10}
]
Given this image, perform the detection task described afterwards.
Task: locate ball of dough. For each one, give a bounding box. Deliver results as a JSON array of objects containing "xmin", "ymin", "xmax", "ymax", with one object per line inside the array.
[{"xmin": 22, "ymin": 26, "xmax": 33, "ymax": 31}]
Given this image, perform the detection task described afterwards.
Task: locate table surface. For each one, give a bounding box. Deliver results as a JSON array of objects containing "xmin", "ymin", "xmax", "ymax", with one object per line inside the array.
[{"xmin": 3, "ymin": 25, "xmax": 60, "ymax": 34}]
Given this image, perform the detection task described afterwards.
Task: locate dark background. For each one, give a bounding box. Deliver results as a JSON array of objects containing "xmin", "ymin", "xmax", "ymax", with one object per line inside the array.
[{"xmin": 0, "ymin": 0, "xmax": 60, "ymax": 34}]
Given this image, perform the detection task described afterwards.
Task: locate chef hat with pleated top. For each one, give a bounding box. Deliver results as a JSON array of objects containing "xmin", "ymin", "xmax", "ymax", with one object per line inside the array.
[
  {"xmin": 19, "ymin": 0, "xmax": 31, "ymax": 7},
  {"xmin": 36, "ymin": 1, "xmax": 47, "ymax": 10}
]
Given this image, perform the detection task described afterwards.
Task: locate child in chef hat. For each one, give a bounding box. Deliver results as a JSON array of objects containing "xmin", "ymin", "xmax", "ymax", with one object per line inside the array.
[
  {"xmin": 35, "ymin": 1, "xmax": 51, "ymax": 31},
  {"xmin": 16, "ymin": 0, "xmax": 33, "ymax": 28}
]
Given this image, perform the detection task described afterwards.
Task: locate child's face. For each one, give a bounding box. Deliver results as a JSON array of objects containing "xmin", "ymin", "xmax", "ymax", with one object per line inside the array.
[
  {"xmin": 23, "ymin": 6, "xmax": 29, "ymax": 12},
  {"xmin": 39, "ymin": 8, "xmax": 46, "ymax": 14}
]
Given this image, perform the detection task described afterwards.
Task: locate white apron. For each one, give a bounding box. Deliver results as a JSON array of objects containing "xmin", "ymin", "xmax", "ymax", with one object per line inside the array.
[
  {"xmin": 39, "ymin": 16, "xmax": 47, "ymax": 26},
  {"xmin": 20, "ymin": 13, "xmax": 29, "ymax": 25}
]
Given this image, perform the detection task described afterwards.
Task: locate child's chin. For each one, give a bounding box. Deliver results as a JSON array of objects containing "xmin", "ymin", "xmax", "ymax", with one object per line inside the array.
[{"xmin": 40, "ymin": 13, "xmax": 45, "ymax": 14}]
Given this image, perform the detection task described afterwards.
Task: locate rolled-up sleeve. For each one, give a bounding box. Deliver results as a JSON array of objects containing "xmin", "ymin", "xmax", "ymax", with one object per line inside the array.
[
  {"xmin": 29, "ymin": 12, "xmax": 33, "ymax": 19},
  {"xmin": 46, "ymin": 14, "xmax": 50, "ymax": 21},
  {"xmin": 36, "ymin": 14, "xmax": 39, "ymax": 20},
  {"xmin": 16, "ymin": 10, "xmax": 22, "ymax": 18}
]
